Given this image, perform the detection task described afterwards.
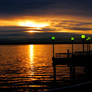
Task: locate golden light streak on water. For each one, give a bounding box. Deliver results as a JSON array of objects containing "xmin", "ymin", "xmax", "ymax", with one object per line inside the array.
[
  {"xmin": 29, "ymin": 45, "xmax": 35, "ymax": 77},
  {"xmin": 29, "ymin": 45, "xmax": 34, "ymax": 64}
]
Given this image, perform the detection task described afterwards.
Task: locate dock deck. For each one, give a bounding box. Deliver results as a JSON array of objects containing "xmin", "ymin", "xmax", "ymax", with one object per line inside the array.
[{"xmin": 52, "ymin": 51, "xmax": 92, "ymax": 66}]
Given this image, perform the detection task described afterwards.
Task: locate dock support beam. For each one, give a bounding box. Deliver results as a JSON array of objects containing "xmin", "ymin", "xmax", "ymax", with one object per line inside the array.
[
  {"xmin": 83, "ymin": 39, "xmax": 85, "ymax": 53},
  {"xmin": 72, "ymin": 41, "xmax": 74, "ymax": 55},
  {"xmin": 53, "ymin": 43, "xmax": 55, "ymax": 58}
]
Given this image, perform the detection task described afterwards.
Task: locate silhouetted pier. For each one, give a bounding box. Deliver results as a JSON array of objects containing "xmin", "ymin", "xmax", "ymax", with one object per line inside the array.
[
  {"xmin": 50, "ymin": 35, "xmax": 92, "ymax": 67},
  {"xmin": 51, "ymin": 47, "xmax": 92, "ymax": 92},
  {"xmin": 52, "ymin": 50, "xmax": 92, "ymax": 66}
]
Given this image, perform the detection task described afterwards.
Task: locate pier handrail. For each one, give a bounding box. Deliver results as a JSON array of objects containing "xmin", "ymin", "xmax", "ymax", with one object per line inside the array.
[
  {"xmin": 56, "ymin": 53, "xmax": 72, "ymax": 55},
  {"xmin": 55, "ymin": 50, "xmax": 92, "ymax": 58},
  {"xmin": 55, "ymin": 53, "xmax": 72, "ymax": 58}
]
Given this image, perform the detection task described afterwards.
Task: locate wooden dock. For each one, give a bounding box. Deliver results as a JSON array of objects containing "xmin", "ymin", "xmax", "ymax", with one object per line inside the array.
[{"xmin": 52, "ymin": 51, "xmax": 92, "ymax": 66}]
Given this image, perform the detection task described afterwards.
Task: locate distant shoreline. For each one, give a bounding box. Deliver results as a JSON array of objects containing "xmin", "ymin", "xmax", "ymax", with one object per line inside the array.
[{"xmin": 0, "ymin": 42, "xmax": 91, "ymax": 45}]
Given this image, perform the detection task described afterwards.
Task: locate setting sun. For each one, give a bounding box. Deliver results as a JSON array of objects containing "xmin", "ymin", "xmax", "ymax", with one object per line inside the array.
[{"xmin": 18, "ymin": 21, "xmax": 50, "ymax": 29}]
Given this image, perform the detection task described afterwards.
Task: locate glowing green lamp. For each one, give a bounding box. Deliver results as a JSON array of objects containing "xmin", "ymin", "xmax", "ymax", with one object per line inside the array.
[
  {"xmin": 86, "ymin": 37, "xmax": 91, "ymax": 41},
  {"xmin": 51, "ymin": 36, "xmax": 56, "ymax": 40},
  {"xmin": 88, "ymin": 37, "xmax": 91, "ymax": 40},
  {"xmin": 71, "ymin": 37, "xmax": 75, "ymax": 41},
  {"xmin": 86, "ymin": 37, "xmax": 91, "ymax": 52},
  {"xmin": 81, "ymin": 35, "xmax": 86, "ymax": 39}
]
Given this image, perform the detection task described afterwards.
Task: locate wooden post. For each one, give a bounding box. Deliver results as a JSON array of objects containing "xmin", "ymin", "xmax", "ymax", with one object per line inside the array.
[
  {"xmin": 72, "ymin": 41, "xmax": 74, "ymax": 54},
  {"xmin": 67, "ymin": 49, "xmax": 70, "ymax": 58},
  {"xmin": 53, "ymin": 42, "xmax": 55, "ymax": 58},
  {"xmin": 81, "ymin": 35, "xmax": 86, "ymax": 54},
  {"xmin": 53, "ymin": 64, "xmax": 56, "ymax": 81},
  {"xmin": 70, "ymin": 65, "xmax": 75, "ymax": 82},
  {"xmin": 87, "ymin": 44, "xmax": 89, "ymax": 52},
  {"xmin": 83, "ymin": 39, "xmax": 85, "ymax": 53},
  {"xmin": 70, "ymin": 37, "xmax": 75, "ymax": 55},
  {"xmin": 89, "ymin": 40, "xmax": 91, "ymax": 55},
  {"xmin": 86, "ymin": 37, "xmax": 91, "ymax": 54},
  {"xmin": 51, "ymin": 36, "xmax": 56, "ymax": 58}
]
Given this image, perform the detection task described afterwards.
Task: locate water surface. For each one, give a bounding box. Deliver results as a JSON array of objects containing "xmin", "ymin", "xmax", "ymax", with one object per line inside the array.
[{"xmin": 0, "ymin": 44, "xmax": 91, "ymax": 92}]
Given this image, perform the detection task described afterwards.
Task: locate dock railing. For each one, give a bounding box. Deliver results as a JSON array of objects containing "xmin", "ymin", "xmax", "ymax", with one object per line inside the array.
[
  {"xmin": 55, "ymin": 53, "xmax": 72, "ymax": 58},
  {"xmin": 55, "ymin": 50, "xmax": 92, "ymax": 59}
]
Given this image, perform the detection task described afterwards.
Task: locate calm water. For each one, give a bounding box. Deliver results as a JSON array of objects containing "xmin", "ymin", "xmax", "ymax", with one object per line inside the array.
[{"xmin": 0, "ymin": 44, "xmax": 92, "ymax": 92}]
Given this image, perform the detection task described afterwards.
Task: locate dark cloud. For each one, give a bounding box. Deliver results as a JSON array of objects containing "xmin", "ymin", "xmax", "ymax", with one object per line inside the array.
[
  {"xmin": 74, "ymin": 23, "xmax": 92, "ymax": 26},
  {"xmin": 51, "ymin": 20, "xmax": 92, "ymax": 31},
  {"xmin": 64, "ymin": 27, "xmax": 92, "ymax": 31},
  {"xmin": 0, "ymin": 26, "xmax": 29, "ymax": 31},
  {"xmin": 39, "ymin": 28, "xmax": 56, "ymax": 31},
  {"xmin": 0, "ymin": 0, "xmax": 92, "ymax": 18},
  {"xmin": 0, "ymin": 26, "xmax": 43, "ymax": 32},
  {"xmin": 55, "ymin": 20, "xmax": 92, "ymax": 27}
]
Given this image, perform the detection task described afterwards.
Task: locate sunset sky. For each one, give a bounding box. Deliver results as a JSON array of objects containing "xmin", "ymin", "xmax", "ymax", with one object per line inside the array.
[{"xmin": 0, "ymin": 0, "xmax": 92, "ymax": 43}]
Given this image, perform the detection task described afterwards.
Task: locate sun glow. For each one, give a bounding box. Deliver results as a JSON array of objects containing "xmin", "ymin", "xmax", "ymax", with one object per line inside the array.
[{"xmin": 18, "ymin": 21, "xmax": 49, "ymax": 29}]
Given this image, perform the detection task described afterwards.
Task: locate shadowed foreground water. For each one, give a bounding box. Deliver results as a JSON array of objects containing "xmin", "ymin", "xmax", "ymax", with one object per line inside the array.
[{"xmin": 0, "ymin": 44, "xmax": 92, "ymax": 92}]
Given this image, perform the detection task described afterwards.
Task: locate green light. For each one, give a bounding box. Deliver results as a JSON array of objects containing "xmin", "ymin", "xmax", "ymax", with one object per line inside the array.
[
  {"xmin": 71, "ymin": 37, "xmax": 75, "ymax": 41},
  {"xmin": 86, "ymin": 38, "xmax": 89, "ymax": 41},
  {"xmin": 86, "ymin": 37, "xmax": 91, "ymax": 41},
  {"xmin": 51, "ymin": 36, "xmax": 56, "ymax": 40},
  {"xmin": 88, "ymin": 37, "xmax": 91, "ymax": 40},
  {"xmin": 81, "ymin": 35, "xmax": 86, "ymax": 39}
]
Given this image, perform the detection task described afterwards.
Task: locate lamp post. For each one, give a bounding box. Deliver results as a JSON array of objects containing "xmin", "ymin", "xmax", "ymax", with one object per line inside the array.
[
  {"xmin": 51, "ymin": 36, "xmax": 56, "ymax": 58},
  {"xmin": 81, "ymin": 35, "xmax": 86, "ymax": 53},
  {"xmin": 71, "ymin": 37, "xmax": 75, "ymax": 54},
  {"xmin": 86, "ymin": 37, "xmax": 91, "ymax": 53}
]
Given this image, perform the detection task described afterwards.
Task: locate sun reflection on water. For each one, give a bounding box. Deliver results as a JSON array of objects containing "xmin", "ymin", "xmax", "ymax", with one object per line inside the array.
[
  {"xmin": 29, "ymin": 45, "xmax": 34, "ymax": 63},
  {"xmin": 29, "ymin": 45, "xmax": 35, "ymax": 76}
]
